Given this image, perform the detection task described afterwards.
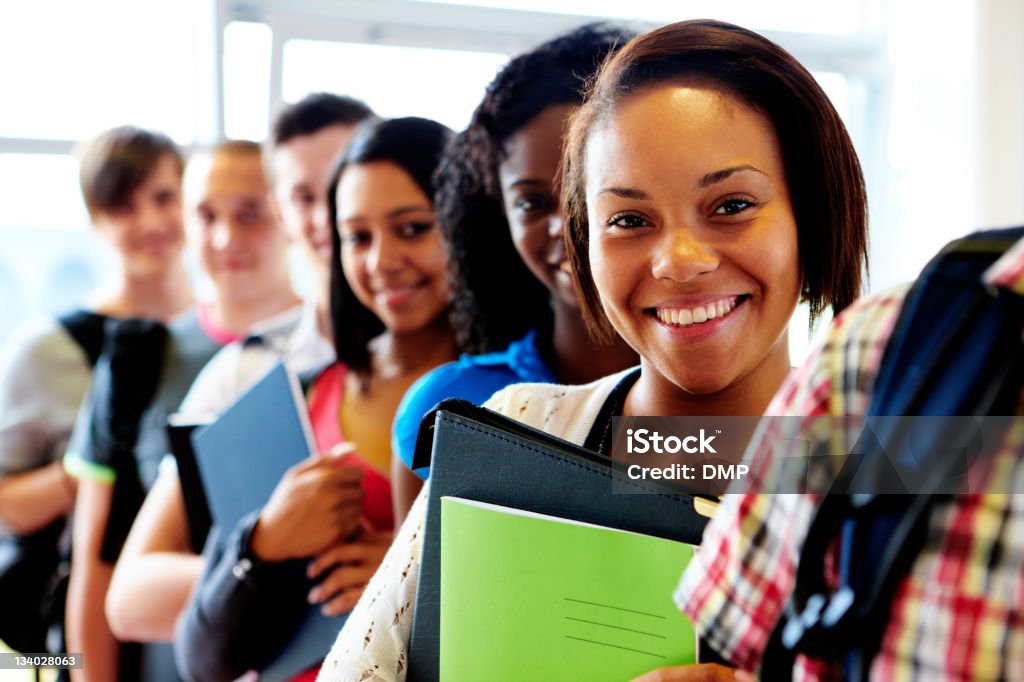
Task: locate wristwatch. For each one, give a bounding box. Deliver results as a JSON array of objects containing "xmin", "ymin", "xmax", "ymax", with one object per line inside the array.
[{"xmin": 231, "ymin": 516, "xmax": 267, "ymax": 582}]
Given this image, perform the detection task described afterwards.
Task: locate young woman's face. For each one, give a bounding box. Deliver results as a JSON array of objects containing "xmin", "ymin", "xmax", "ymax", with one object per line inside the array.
[
  {"xmin": 498, "ymin": 104, "xmax": 578, "ymax": 308},
  {"xmin": 93, "ymin": 154, "xmax": 185, "ymax": 275},
  {"xmin": 585, "ymin": 84, "xmax": 801, "ymax": 397},
  {"xmin": 335, "ymin": 161, "xmax": 450, "ymax": 335}
]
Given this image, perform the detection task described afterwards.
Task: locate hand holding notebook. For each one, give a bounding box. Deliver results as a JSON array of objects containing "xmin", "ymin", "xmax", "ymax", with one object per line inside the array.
[
  {"xmin": 408, "ymin": 399, "xmax": 714, "ymax": 681},
  {"xmin": 188, "ymin": 362, "xmax": 361, "ymax": 682},
  {"xmin": 249, "ymin": 446, "xmax": 365, "ymax": 562}
]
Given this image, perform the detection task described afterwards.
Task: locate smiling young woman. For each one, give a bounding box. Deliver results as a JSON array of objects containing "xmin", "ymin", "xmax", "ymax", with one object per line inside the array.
[
  {"xmin": 582, "ymin": 84, "xmax": 802, "ymax": 416},
  {"xmin": 319, "ymin": 19, "xmax": 868, "ymax": 681},
  {"xmin": 335, "ymin": 160, "xmax": 450, "ymax": 341}
]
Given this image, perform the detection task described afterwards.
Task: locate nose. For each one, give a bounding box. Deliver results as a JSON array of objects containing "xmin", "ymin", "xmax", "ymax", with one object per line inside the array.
[
  {"xmin": 650, "ymin": 225, "xmax": 719, "ymax": 282},
  {"xmin": 209, "ymin": 219, "xmax": 238, "ymax": 252},
  {"xmin": 310, "ymin": 202, "xmax": 328, "ymax": 237},
  {"xmin": 366, "ymin": 231, "xmax": 403, "ymax": 276},
  {"xmin": 547, "ymin": 210, "xmax": 565, "ymax": 239}
]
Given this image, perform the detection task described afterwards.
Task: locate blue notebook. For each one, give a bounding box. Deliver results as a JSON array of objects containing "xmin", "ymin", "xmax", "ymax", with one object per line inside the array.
[
  {"xmin": 191, "ymin": 361, "xmax": 316, "ymax": 529},
  {"xmin": 190, "ymin": 361, "xmax": 347, "ymax": 682}
]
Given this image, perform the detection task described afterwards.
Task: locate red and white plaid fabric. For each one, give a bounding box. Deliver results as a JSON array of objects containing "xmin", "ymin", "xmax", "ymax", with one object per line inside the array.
[{"xmin": 677, "ymin": 238, "xmax": 1024, "ymax": 681}]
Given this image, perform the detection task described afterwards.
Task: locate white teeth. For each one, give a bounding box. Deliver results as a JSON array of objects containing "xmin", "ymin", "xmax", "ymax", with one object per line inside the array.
[{"xmin": 653, "ymin": 297, "xmax": 740, "ymax": 327}]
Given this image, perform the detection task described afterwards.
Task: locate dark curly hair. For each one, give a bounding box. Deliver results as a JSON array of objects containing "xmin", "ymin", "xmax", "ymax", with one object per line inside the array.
[
  {"xmin": 563, "ymin": 19, "xmax": 869, "ymax": 340},
  {"xmin": 326, "ymin": 117, "xmax": 454, "ymax": 387},
  {"xmin": 437, "ymin": 23, "xmax": 633, "ymax": 354}
]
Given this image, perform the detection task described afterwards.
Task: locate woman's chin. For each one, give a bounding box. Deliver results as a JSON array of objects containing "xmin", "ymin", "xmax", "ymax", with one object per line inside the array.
[{"xmin": 663, "ymin": 367, "xmax": 738, "ymax": 402}]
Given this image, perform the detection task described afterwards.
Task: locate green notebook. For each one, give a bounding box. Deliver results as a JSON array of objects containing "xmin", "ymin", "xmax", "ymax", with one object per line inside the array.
[{"xmin": 440, "ymin": 496, "xmax": 696, "ymax": 681}]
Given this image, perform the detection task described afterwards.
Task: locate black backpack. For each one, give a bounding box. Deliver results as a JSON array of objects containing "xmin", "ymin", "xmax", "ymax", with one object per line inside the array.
[
  {"xmin": 762, "ymin": 227, "xmax": 1024, "ymax": 679},
  {"xmin": 0, "ymin": 310, "xmax": 105, "ymax": 655}
]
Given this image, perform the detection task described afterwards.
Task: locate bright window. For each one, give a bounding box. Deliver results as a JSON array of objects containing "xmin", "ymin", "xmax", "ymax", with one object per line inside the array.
[
  {"xmin": 0, "ymin": 0, "xmax": 205, "ymax": 144},
  {"xmin": 224, "ymin": 22, "xmax": 274, "ymax": 141},
  {"xmin": 282, "ymin": 40, "xmax": 509, "ymax": 131},
  {"xmin": 0, "ymin": 154, "xmax": 88, "ymax": 230},
  {"xmin": 410, "ymin": 0, "xmax": 873, "ymax": 34}
]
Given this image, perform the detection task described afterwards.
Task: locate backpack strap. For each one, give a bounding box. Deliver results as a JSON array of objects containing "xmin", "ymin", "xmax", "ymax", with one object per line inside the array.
[
  {"xmin": 762, "ymin": 227, "xmax": 1024, "ymax": 680},
  {"xmin": 56, "ymin": 310, "xmax": 107, "ymax": 368}
]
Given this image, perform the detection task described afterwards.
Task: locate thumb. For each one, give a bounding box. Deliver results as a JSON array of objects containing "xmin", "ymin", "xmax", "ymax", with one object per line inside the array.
[{"xmin": 325, "ymin": 442, "xmax": 358, "ymax": 460}]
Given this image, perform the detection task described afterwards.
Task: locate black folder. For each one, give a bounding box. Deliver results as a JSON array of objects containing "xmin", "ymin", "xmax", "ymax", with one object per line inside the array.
[
  {"xmin": 165, "ymin": 417, "xmax": 213, "ymax": 553},
  {"xmin": 407, "ymin": 399, "xmax": 712, "ymax": 682}
]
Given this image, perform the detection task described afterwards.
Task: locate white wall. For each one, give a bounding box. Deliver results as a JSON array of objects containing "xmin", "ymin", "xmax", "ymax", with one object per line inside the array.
[
  {"xmin": 975, "ymin": 0, "xmax": 1024, "ymax": 230},
  {"xmin": 871, "ymin": 0, "xmax": 1024, "ymax": 295}
]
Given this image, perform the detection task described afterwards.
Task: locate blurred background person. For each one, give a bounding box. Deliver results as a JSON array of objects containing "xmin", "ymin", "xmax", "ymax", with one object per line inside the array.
[
  {"xmin": 106, "ymin": 92, "xmax": 375, "ymax": 646},
  {"xmin": 0, "ymin": 126, "xmax": 192, "ymax": 668},
  {"xmin": 102, "ymin": 117, "xmax": 456, "ymax": 682},
  {"xmin": 388, "ymin": 23, "xmax": 639, "ymax": 523},
  {"xmin": 65, "ymin": 140, "xmax": 299, "ymax": 682}
]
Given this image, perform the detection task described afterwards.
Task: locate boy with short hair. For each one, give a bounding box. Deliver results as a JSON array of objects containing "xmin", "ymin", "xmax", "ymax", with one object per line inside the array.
[{"xmin": 66, "ymin": 139, "xmax": 303, "ymax": 682}]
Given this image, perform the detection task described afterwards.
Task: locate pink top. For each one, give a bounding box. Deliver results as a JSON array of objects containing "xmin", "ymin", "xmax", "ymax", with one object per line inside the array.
[
  {"xmin": 195, "ymin": 303, "xmax": 242, "ymax": 346},
  {"xmin": 306, "ymin": 363, "xmax": 394, "ymax": 533}
]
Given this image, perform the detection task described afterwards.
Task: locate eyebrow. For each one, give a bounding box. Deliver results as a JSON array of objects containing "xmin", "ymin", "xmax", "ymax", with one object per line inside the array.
[
  {"xmin": 342, "ymin": 205, "xmax": 433, "ymax": 223},
  {"xmin": 507, "ymin": 178, "xmax": 547, "ymax": 191},
  {"xmin": 388, "ymin": 205, "xmax": 432, "ymax": 219},
  {"xmin": 596, "ymin": 165, "xmax": 768, "ymax": 201},
  {"xmin": 595, "ymin": 187, "xmax": 651, "ymax": 200},
  {"xmin": 697, "ymin": 165, "xmax": 766, "ymax": 188}
]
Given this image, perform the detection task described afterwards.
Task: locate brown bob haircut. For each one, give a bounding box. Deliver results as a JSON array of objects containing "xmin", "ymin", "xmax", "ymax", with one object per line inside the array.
[
  {"xmin": 563, "ymin": 19, "xmax": 868, "ymax": 340},
  {"xmin": 77, "ymin": 125, "xmax": 184, "ymax": 220}
]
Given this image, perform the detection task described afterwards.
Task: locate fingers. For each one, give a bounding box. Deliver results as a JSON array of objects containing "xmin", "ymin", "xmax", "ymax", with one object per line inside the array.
[
  {"xmin": 325, "ymin": 442, "xmax": 358, "ymax": 459},
  {"xmin": 308, "ymin": 543, "xmax": 364, "ymax": 578},
  {"xmin": 294, "ymin": 453, "xmax": 363, "ymax": 484},
  {"xmin": 307, "ymin": 533, "xmax": 392, "ymax": 578},
  {"xmin": 308, "ymin": 564, "xmax": 376, "ymax": 614},
  {"xmin": 315, "ymin": 586, "xmax": 365, "ymax": 617},
  {"xmin": 310, "ymin": 564, "xmax": 372, "ymax": 598},
  {"xmin": 300, "ymin": 459, "xmax": 364, "ymax": 484}
]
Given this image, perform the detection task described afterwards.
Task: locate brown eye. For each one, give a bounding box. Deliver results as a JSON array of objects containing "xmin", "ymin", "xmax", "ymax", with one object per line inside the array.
[
  {"xmin": 714, "ymin": 198, "xmax": 756, "ymax": 215},
  {"xmin": 513, "ymin": 195, "xmax": 554, "ymax": 213},
  {"xmin": 606, "ymin": 213, "xmax": 650, "ymax": 229},
  {"xmin": 154, "ymin": 190, "xmax": 178, "ymax": 208},
  {"xmin": 343, "ymin": 230, "xmax": 371, "ymax": 246},
  {"xmin": 398, "ymin": 221, "xmax": 434, "ymax": 238}
]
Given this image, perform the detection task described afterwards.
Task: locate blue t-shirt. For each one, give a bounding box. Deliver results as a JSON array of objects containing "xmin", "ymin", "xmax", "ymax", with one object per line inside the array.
[{"xmin": 393, "ymin": 329, "xmax": 556, "ymax": 479}]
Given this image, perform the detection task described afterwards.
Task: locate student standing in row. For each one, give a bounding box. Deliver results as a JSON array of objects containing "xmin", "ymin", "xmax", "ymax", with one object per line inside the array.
[
  {"xmin": 105, "ymin": 93, "xmax": 375, "ymax": 645},
  {"xmin": 108, "ymin": 117, "xmax": 458, "ymax": 682},
  {"xmin": 0, "ymin": 127, "xmax": 193, "ymax": 663},
  {"xmin": 65, "ymin": 140, "xmax": 300, "ymax": 682},
  {"xmin": 318, "ymin": 19, "xmax": 869, "ymax": 681},
  {"xmin": 389, "ymin": 24, "xmax": 639, "ymax": 523},
  {"xmin": 0, "ymin": 128, "xmax": 191, "ymax": 538}
]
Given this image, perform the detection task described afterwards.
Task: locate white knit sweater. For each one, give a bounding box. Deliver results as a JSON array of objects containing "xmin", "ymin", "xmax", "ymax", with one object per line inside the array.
[{"xmin": 316, "ymin": 368, "xmax": 637, "ymax": 682}]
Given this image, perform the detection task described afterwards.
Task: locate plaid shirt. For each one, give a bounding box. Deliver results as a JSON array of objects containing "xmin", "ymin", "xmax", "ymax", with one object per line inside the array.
[{"xmin": 677, "ymin": 235, "xmax": 1024, "ymax": 681}]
